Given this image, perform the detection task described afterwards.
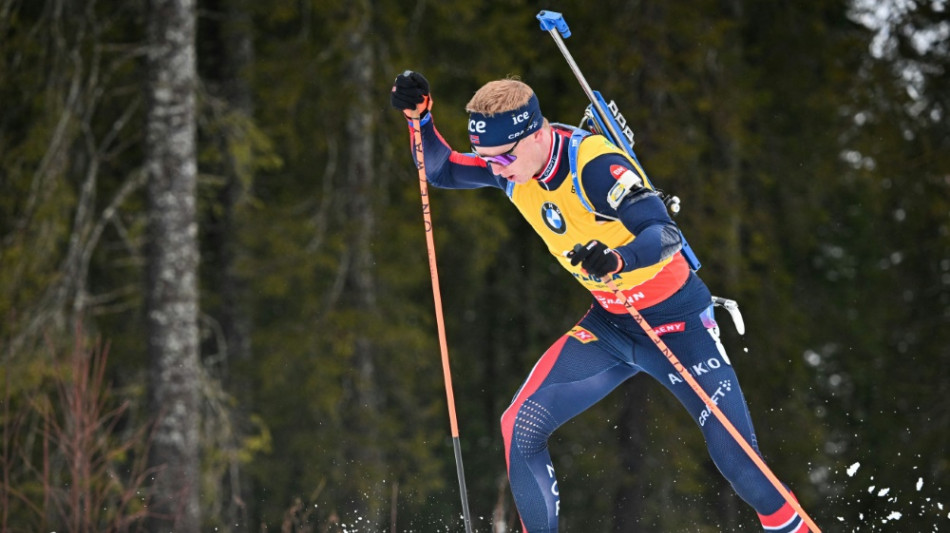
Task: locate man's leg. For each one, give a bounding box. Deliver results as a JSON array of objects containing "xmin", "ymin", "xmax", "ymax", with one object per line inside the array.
[
  {"xmin": 501, "ymin": 321, "xmax": 636, "ymax": 533},
  {"xmin": 638, "ymin": 305, "xmax": 807, "ymax": 532}
]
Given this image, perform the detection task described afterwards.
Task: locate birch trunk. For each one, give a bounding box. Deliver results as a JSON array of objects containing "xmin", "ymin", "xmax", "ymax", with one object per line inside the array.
[{"xmin": 144, "ymin": 0, "xmax": 201, "ymax": 530}]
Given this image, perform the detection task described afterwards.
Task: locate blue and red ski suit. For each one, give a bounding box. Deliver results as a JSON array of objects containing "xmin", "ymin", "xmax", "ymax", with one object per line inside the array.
[{"xmin": 410, "ymin": 113, "xmax": 807, "ymax": 533}]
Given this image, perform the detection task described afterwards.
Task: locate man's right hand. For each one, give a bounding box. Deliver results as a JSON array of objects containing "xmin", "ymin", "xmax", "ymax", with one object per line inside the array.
[{"xmin": 391, "ymin": 70, "xmax": 431, "ymax": 118}]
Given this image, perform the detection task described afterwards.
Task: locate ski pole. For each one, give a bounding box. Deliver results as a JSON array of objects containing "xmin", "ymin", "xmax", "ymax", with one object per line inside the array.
[
  {"xmin": 407, "ymin": 102, "xmax": 475, "ymax": 533},
  {"xmin": 603, "ymin": 279, "xmax": 821, "ymax": 532}
]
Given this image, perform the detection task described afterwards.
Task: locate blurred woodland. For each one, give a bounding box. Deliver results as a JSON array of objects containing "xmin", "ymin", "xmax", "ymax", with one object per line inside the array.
[{"xmin": 1, "ymin": 0, "xmax": 948, "ymax": 531}]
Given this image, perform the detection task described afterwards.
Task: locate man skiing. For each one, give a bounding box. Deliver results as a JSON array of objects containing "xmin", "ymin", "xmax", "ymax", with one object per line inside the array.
[{"xmin": 391, "ymin": 71, "xmax": 808, "ymax": 533}]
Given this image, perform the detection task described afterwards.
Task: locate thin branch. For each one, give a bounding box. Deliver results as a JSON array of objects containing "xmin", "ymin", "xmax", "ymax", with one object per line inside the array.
[
  {"xmin": 306, "ymin": 136, "xmax": 338, "ymax": 254},
  {"xmin": 75, "ymin": 167, "xmax": 148, "ymax": 313}
]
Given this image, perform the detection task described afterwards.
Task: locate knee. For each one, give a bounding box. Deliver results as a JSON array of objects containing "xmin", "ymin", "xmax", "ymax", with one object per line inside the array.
[{"xmin": 505, "ymin": 398, "xmax": 558, "ymax": 457}]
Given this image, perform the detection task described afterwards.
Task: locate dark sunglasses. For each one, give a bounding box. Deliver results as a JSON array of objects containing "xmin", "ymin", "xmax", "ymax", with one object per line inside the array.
[{"xmin": 472, "ymin": 136, "xmax": 524, "ymax": 167}]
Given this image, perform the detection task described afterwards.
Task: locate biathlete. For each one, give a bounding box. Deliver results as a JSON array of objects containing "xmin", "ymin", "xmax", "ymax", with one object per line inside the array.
[{"xmin": 391, "ymin": 71, "xmax": 807, "ymax": 533}]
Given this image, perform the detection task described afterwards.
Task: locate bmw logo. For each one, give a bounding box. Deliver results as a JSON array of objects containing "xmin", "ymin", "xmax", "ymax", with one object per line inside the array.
[{"xmin": 541, "ymin": 202, "xmax": 567, "ymax": 234}]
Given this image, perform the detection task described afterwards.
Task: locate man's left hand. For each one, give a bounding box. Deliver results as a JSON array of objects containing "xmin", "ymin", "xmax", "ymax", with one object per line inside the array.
[{"xmin": 568, "ymin": 240, "xmax": 624, "ymax": 278}]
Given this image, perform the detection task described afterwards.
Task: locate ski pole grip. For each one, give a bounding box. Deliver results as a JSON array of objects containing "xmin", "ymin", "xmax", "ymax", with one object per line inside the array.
[{"xmin": 537, "ymin": 10, "xmax": 571, "ymax": 38}]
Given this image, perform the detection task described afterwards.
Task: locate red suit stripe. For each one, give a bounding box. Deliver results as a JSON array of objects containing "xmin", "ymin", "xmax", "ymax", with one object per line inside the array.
[
  {"xmin": 758, "ymin": 499, "xmax": 807, "ymax": 532},
  {"xmin": 500, "ymin": 335, "xmax": 569, "ymax": 474}
]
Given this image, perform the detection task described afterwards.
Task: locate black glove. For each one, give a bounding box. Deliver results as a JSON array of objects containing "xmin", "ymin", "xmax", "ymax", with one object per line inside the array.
[
  {"xmin": 568, "ymin": 240, "xmax": 624, "ymax": 278},
  {"xmin": 391, "ymin": 70, "xmax": 431, "ymax": 118}
]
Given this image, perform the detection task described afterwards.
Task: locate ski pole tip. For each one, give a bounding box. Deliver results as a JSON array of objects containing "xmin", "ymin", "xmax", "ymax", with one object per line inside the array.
[{"xmin": 537, "ymin": 10, "xmax": 571, "ymax": 38}]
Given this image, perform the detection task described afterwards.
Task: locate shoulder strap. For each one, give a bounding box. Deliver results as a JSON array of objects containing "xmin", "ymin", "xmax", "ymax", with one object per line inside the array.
[
  {"xmin": 565, "ymin": 126, "xmax": 622, "ymax": 221},
  {"xmin": 565, "ymin": 126, "xmax": 596, "ymax": 213}
]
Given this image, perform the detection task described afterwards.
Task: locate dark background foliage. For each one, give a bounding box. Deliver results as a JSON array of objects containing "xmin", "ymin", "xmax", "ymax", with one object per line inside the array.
[{"xmin": 1, "ymin": 0, "xmax": 947, "ymax": 531}]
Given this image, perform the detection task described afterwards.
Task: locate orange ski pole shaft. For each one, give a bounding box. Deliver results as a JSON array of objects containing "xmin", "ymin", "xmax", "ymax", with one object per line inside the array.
[
  {"xmin": 407, "ymin": 106, "xmax": 474, "ymax": 533},
  {"xmin": 604, "ymin": 279, "xmax": 820, "ymax": 532}
]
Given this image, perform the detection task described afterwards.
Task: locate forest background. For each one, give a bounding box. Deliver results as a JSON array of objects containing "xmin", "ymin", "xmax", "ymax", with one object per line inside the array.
[{"xmin": 1, "ymin": 0, "xmax": 948, "ymax": 531}]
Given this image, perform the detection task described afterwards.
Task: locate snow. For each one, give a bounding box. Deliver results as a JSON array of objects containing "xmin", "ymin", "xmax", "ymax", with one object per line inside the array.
[
  {"xmin": 832, "ymin": 459, "xmax": 946, "ymax": 531},
  {"xmin": 847, "ymin": 462, "xmax": 861, "ymax": 476}
]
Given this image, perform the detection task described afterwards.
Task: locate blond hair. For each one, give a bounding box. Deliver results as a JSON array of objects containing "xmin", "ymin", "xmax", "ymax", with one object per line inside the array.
[{"xmin": 465, "ymin": 78, "xmax": 534, "ymax": 116}]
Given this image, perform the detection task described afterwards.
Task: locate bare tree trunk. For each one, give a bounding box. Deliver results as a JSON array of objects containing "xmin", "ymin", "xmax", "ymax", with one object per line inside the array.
[
  {"xmin": 144, "ymin": 0, "xmax": 201, "ymax": 531},
  {"xmin": 707, "ymin": 2, "xmax": 747, "ymax": 527},
  {"xmin": 217, "ymin": 3, "xmax": 255, "ymax": 527},
  {"xmin": 200, "ymin": 0, "xmax": 256, "ymax": 528},
  {"xmin": 204, "ymin": 0, "xmax": 254, "ymax": 367},
  {"xmin": 709, "ymin": 0, "xmax": 746, "ymax": 292},
  {"xmin": 339, "ymin": 0, "xmax": 384, "ymax": 526}
]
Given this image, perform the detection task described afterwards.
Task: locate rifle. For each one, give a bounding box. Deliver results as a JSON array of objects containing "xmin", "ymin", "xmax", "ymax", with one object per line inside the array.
[{"xmin": 537, "ymin": 10, "xmax": 702, "ymax": 272}]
